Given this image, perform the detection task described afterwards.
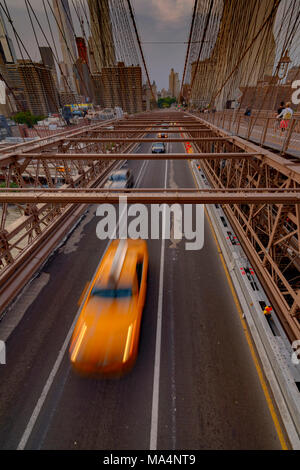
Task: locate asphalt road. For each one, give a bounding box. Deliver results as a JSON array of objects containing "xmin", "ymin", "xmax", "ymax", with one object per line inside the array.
[{"xmin": 0, "ymin": 132, "xmax": 282, "ymax": 449}]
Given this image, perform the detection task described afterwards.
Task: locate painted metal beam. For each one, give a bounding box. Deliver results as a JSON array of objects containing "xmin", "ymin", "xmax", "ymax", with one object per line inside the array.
[{"xmin": 0, "ymin": 188, "xmax": 299, "ymax": 204}]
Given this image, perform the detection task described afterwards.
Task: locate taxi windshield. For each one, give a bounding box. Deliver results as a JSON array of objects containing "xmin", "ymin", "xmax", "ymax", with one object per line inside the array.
[{"xmin": 91, "ymin": 287, "xmax": 132, "ymax": 298}]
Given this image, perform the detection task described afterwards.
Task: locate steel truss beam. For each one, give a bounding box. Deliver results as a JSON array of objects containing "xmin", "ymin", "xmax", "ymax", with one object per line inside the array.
[
  {"xmin": 10, "ymin": 153, "xmax": 259, "ymax": 163},
  {"xmin": 1, "ymin": 110, "xmax": 300, "ymax": 341},
  {"xmin": 0, "ymin": 116, "xmax": 146, "ymax": 313},
  {"xmin": 0, "ymin": 188, "xmax": 299, "ymax": 204},
  {"xmin": 63, "ymin": 137, "xmax": 230, "ymax": 143},
  {"xmin": 186, "ymin": 112, "xmax": 300, "ymax": 340}
]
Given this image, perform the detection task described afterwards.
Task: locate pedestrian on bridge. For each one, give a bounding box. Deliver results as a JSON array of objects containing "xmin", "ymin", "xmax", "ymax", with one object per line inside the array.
[
  {"xmin": 274, "ymin": 101, "xmax": 285, "ymax": 134},
  {"xmin": 277, "ymin": 102, "xmax": 294, "ymax": 136}
]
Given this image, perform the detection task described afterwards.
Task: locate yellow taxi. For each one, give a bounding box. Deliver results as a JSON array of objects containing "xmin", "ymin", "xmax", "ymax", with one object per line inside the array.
[{"xmin": 69, "ymin": 239, "xmax": 148, "ymax": 376}]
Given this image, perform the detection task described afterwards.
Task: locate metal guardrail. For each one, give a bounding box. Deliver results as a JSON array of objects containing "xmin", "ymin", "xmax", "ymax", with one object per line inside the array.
[{"xmin": 192, "ymin": 110, "xmax": 300, "ymax": 158}]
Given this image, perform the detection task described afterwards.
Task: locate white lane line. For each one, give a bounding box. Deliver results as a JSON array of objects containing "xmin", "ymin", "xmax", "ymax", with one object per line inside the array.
[
  {"xmin": 149, "ymin": 159, "xmax": 168, "ymax": 450},
  {"xmin": 17, "ymin": 156, "xmax": 147, "ymax": 450},
  {"xmin": 17, "ymin": 311, "xmax": 80, "ymax": 450},
  {"xmin": 135, "ymin": 159, "xmax": 149, "ymax": 187}
]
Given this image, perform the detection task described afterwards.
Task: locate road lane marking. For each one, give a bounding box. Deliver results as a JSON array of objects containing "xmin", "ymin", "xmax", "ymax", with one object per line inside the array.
[
  {"xmin": 17, "ymin": 309, "xmax": 80, "ymax": 450},
  {"xmin": 17, "ymin": 156, "xmax": 148, "ymax": 450},
  {"xmin": 135, "ymin": 159, "xmax": 149, "ymax": 187},
  {"xmin": 150, "ymin": 159, "xmax": 168, "ymax": 450},
  {"xmin": 188, "ymin": 159, "xmax": 288, "ymax": 450}
]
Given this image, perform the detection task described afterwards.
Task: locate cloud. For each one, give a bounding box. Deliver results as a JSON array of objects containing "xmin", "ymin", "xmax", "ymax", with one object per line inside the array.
[
  {"xmin": 3, "ymin": 0, "xmax": 45, "ymax": 12},
  {"xmin": 133, "ymin": 0, "xmax": 194, "ymax": 27}
]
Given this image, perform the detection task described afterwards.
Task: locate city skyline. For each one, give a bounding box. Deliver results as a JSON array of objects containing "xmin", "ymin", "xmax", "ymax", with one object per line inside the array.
[{"xmin": 4, "ymin": 0, "xmax": 193, "ymax": 91}]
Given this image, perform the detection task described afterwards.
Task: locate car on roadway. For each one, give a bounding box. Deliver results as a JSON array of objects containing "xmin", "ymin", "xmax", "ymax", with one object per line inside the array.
[
  {"xmin": 157, "ymin": 132, "xmax": 168, "ymax": 138},
  {"xmin": 151, "ymin": 142, "xmax": 166, "ymax": 153},
  {"xmin": 69, "ymin": 239, "xmax": 149, "ymax": 376},
  {"xmin": 104, "ymin": 168, "xmax": 133, "ymax": 188}
]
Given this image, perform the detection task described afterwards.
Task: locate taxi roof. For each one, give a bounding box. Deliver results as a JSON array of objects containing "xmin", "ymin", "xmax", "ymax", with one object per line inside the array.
[{"xmin": 95, "ymin": 240, "xmax": 145, "ymax": 288}]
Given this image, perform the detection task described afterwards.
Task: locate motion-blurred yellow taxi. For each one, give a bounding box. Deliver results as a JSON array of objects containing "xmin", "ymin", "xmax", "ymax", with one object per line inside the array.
[{"xmin": 69, "ymin": 239, "xmax": 148, "ymax": 376}]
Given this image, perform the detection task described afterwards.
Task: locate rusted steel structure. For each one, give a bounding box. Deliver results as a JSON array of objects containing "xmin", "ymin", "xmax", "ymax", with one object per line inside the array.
[
  {"xmin": 0, "ymin": 116, "xmax": 145, "ymax": 313},
  {"xmin": 0, "ymin": 111, "xmax": 300, "ymax": 342},
  {"xmin": 184, "ymin": 112, "xmax": 300, "ymax": 341},
  {"xmin": 0, "ymin": 188, "xmax": 299, "ymax": 205}
]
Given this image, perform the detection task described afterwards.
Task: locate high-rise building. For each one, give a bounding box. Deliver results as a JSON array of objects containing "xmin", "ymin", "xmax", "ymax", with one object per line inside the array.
[
  {"xmin": 0, "ymin": 61, "xmax": 59, "ymax": 115},
  {"xmin": 74, "ymin": 37, "xmax": 93, "ymax": 101},
  {"xmin": 168, "ymin": 68, "xmax": 180, "ymax": 98},
  {"xmin": 88, "ymin": 36, "xmax": 98, "ymax": 74},
  {"xmin": 39, "ymin": 46, "xmax": 59, "ymax": 89},
  {"xmin": 52, "ymin": 0, "xmax": 77, "ymax": 92},
  {"xmin": 74, "ymin": 58, "xmax": 93, "ymax": 102},
  {"xmin": 151, "ymin": 81, "xmax": 158, "ymax": 101},
  {"xmin": 100, "ymin": 62, "xmax": 142, "ymax": 114},
  {"xmin": 18, "ymin": 61, "xmax": 59, "ymax": 115},
  {"xmin": 88, "ymin": 0, "xmax": 116, "ymax": 70},
  {"xmin": 0, "ymin": 63, "xmax": 29, "ymax": 112},
  {"xmin": 76, "ymin": 37, "xmax": 89, "ymax": 64},
  {"xmin": 0, "ymin": 9, "xmax": 16, "ymax": 64}
]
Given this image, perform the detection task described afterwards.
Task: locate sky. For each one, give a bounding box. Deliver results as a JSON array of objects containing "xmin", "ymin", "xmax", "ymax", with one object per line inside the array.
[
  {"xmin": 3, "ymin": 0, "xmax": 194, "ymax": 91},
  {"xmin": 131, "ymin": 0, "xmax": 194, "ymax": 89}
]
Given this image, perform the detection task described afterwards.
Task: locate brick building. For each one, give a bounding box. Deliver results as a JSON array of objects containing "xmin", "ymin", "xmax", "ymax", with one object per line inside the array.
[
  {"xmin": 100, "ymin": 62, "xmax": 143, "ymax": 114},
  {"xmin": 0, "ymin": 61, "xmax": 59, "ymax": 116},
  {"xmin": 239, "ymin": 67, "xmax": 300, "ymax": 112}
]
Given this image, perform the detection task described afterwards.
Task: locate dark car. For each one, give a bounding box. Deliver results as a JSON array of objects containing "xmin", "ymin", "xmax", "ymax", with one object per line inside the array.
[
  {"xmin": 105, "ymin": 169, "xmax": 134, "ymax": 188},
  {"xmin": 151, "ymin": 143, "xmax": 166, "ymax": 154}
]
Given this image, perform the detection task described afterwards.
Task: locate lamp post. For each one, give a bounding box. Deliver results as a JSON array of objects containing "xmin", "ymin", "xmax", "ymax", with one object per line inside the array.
[
  {"xmin": 273, "ymin": 50, "xmax": 291, "ymax": 111},
  {"xmin": 277, "ymin": 50, "xmax": 291, "ymax": 81}
]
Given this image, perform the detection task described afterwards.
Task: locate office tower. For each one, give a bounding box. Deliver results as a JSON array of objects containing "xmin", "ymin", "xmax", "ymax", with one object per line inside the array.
[
  {"xmin": 18, "ymin": 61, "xmax": 59, "ymax": 115},
  {"xmin": 88, "ymin": 36, "xmax": 98, "ymax": 74},
  {"xmin": 52, "ymin": 0, "xmax": 77, "ymax": 92},
  {"xmin": 39, "ymin": 46, "xmax": 59, "ymax": 89},
  {"xmin": 101, "ymin": 62, "xmax": 142, "ymax": 114},
  {"xmin": 0, "ymin": 9, "xmax": 16, "ymax": 63},
  {"xmin": 88, "ymin": 0, "xmax": 116, "ymax": 70},
  {"xmin": 0, "ymin": 61, "xmax": 59, "ymax": 115},
  {"xmin": 168, "ymin": 68, "xmax": 180, "ymax": 98},
  {"xmin": 76, "ymin": 37, "xmax": 89, "ymax": 65}
]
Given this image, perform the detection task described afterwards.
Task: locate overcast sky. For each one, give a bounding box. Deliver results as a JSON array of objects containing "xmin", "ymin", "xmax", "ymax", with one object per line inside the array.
[
  {"xmin": 2, "ymin": 0, "xmax": 299, "ymax": 92},
  {"xmin": 3, "ymin": 0, "xmax": 194, "ymax": 91}
]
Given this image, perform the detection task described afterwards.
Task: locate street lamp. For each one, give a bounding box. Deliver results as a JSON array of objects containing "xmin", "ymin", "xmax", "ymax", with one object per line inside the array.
[{"xmin": 276, "ymin": 50, "xmax": 291, "ymax": 80}]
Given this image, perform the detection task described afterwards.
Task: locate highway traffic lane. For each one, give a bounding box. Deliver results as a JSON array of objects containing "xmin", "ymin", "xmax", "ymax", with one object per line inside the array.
[
  {"xmin": 0, "ymin": 132, "xmax": 282, "ymax": 450},
  {"xmin": 0, "ymin": 139, "xmax": 157, "ymax": 449},
  {"xmin": 27, "ymin": 161, "xmax": 167, "ymax": 450},
  {"xmin": 155, "ymin": 150, "xmax": 282, "ymax": 449},
  {"xmin": 30, "ymin": 159, "xmax": 167, "ymax": 450}
]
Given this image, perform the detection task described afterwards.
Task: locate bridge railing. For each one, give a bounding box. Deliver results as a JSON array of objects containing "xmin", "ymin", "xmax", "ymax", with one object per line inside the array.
[{"xmin": 192, "ymin": 110, "xmax": 300, "ymax": 157}]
